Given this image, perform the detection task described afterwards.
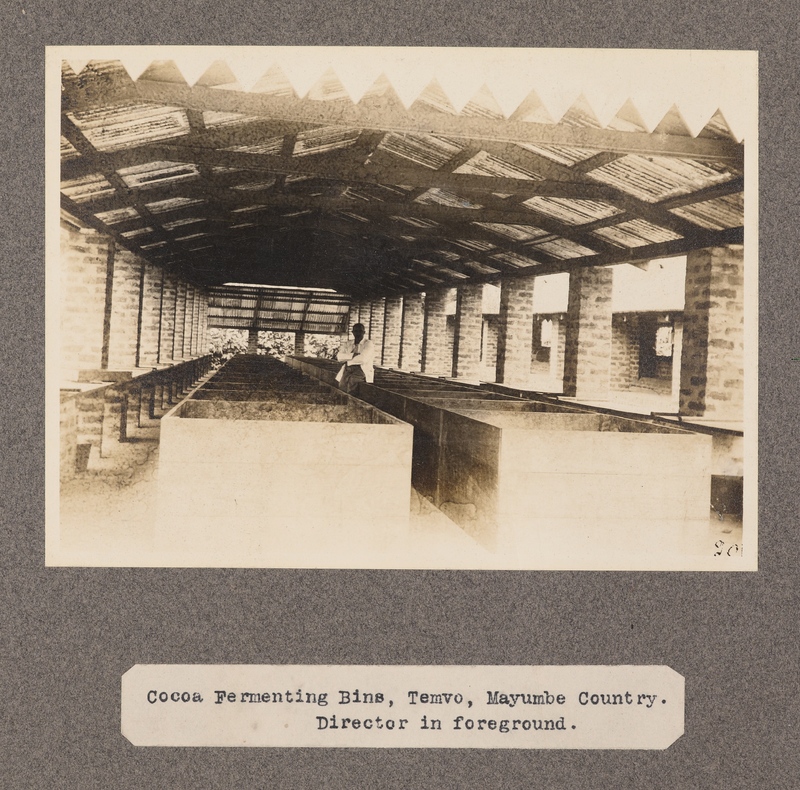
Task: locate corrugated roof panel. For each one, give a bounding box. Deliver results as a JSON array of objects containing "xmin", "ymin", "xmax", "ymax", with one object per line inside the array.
[
  {"xmin": 698, "ymin": 109, "xmax": 737, "ymax": 140},
  {"xmin": 339, "ymin": 211, "xmax": 370, "ymax": 223},
  {"xmin": 533, "ymin": 237, "xmax": 597, "ymax": 259},
  {"xmin": 140, "ymin": 241, "xmax": 167, "ymax": 249},
  {"xmin": 517, "ymin": 141, "xmax": 597, "ymax": 165},
  {"xmin": 461, "ymin": 86, "xmax": 505, "ymax": 119},
  {"xmin": 145, "ymin": 196, "xmax": 204, "ymax": 213},
  {"xmin": 410, "ymin": 80, "xmax": 458, "ymax": 115},
  {"xmin": 454, "ymin": 238, "xmax": 496, "ymax": 252},
  {"xmin": 379, "ymin": 133, "xmax": 463, "ymax": 169},
  {"xmin": 589, "ymin": 155, "xmax": 740, "ymax": 203},
  {"xmin": 392, "ymin": 216, "xmax": 440, "ymax": 229},
  {"xmin": 118, "ymin": 161, "xmax": 200, "ymax": 188},
  {"xmin": 454, "ymin": 150, "xmax": 544, "ymax": 180},
  {"xmin": 475, "ymin": 222, "xmax": 548, "ymax": 241},
  {"xmin": 464, "ymin": 260, "xmax": 502, "ymax": 275},
  {"xmin": 306, "ymin": 69, "xmax": 351, "ymax": 103},
  {"xmin": 592, "ymin": 219, "xmax": 683, "ymax": 248},
  {"xmin": 61, "ymin": 174, "xmax": 115, "ymax": 202},
  {"xmin": 121, "ymin": 227, "xmax": 154, "ymax": 238},
  {"xmin": 415, "ymin": 188, "xmax": 482, "ymax": 209},
  {"xmin": 95, "ymin": 206, "xmax": 140, "ymax": 224},
  {"xmin": 522, "ymin": 197, "xmax": 622, "ymax": 225},
  {"xmin": 225, "ymin": 138, "xmax": 284, "ymax": 155},
  {"xmin": 231, "ymin": 204, "xmax": 267, "ymax": 213},
  {"xmin": 66, "ymin": 104, "xmax": 190, "ymax": 151},
  {"xmin": 232, "ymin": 178, "xmax": 277, "ymax": 191},
  {"xmin": 250, "ymin": 65, "xmax": 296, "ymax": 97},
  {"xmin": 436, "ymin": 267, "xmax": 470, "ymax": 279},
  {"xmin": 560, "ymin": 95, "xmax": 603, "ymax": 129},
  {"xmin": 203, "ymin": 111, "xmax": 260, "ymax": 127},
  {"xmin": 669, "ymin": 192, "xmax": 744, "ymax": 230},
  {"xmin": 490, "ymin": 251, "xmax": 540, "ymax": 268},
  {"xmin": 163, "ymin": 217, "xmax": 205, "ymax": 231},
  {"xmin": 294, "ymin": 127, "xmax": 361, "ymax": 156},
  {"xmin": 61, "ymin": 136, "xmax": 80, "ymax": 160}
]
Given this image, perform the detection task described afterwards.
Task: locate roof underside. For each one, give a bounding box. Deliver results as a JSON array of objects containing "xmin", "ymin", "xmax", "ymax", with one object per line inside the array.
[
  {"xmin": 60, "ymin": 59, "xmax": 745, "ymax": 299},
  {"xmin": 207, "ymin": 286, "xmax": 350, "ymax": 334}
]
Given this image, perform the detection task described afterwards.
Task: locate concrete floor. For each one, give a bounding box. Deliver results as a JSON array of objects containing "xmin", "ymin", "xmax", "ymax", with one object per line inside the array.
[{"xmin": 56, "ymin": 432, "xmax": 743, "ymax": 570}]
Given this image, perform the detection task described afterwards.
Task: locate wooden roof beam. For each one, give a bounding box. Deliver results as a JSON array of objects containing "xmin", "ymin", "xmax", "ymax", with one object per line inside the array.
[
  {"xmin": 64, "ymin": 80, "xmax": 746, "ymax": 164},
  {"xmin": 61, "ymin": 141, "xmax": 617, "ymax": 202}
]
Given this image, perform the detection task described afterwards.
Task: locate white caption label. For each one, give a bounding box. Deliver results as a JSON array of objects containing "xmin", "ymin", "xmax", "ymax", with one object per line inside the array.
[{"xmin": 122, "ymin": 664, "xmax": 684, "ymax": 749}]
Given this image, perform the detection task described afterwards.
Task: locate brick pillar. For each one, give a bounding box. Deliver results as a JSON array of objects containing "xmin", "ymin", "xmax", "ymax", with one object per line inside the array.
[
  {"xmin": 190, "ymin": 286, "xmax": 200, "ymax": 356},
  {"xmin": 496, "ymin": 276, "xmax": 536, "ymax": 386},
  {"xmin": 59, "ymin": 222, "xmax": 111, "ymax": 379},
  {"xmin": 422, "ymin": 288, "xmax": 451, "ymax": 375},
  {"xmin": 369, "ymin": 298, "xmax": 386, "ymax": 363},
  {"xmin": 679, "ymin": 245, "xmax": 744, "ymax": 420},
  {"xmin": 400, "ymin": 292, "xmax": 424, "ymax": 372},
  {"xmin": 294, "ymin": 331, "xmax": 306, "ymax": 356},
  {"xmin": 173, "ymin": 281, "xmax": 186, "ymax": 360},
  {"xmin": 137, "ymin": 263, "xmax": 163, "ymax": 367},
  {"xmin": 247, "ymin": 329, "xmax": 259, "ymax": 353},
  {"xmin": 611, "ymin": 314, "xmax": 639, "ymax": 392},
  {"xmin": 159, "ymin": 273, "xmax": 177, "ymax": 364},
  {"xmin": 453, "ymin": 283, "xmax": 483, "ymax": 379},
  {"xmin": 551, "ymin": 316, "xmax": 566, "ymax": 389},
  {"xmin": 106, "ymin": 248, "xmax": 141, "ymax": 370},
  {"xmin": 382, "ymin": 295, "xmax": 403, "ymax": 367},
  {"xmin": 562, "ymin": 267, "xmax": 613, "ymax": 399},
  {"xmin": 671, "ymin": 318, "xmax": 684, "ymax": 402},
  {"xmin": 182, "ymin": 285, "xmax": 196, "ymax": 359},
  {"xmin": 199, "ymin": 290, "xmax": 209, "ymax": 355}
]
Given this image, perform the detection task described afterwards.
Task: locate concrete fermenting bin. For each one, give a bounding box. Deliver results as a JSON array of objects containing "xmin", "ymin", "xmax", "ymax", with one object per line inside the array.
[
  {"xmin": 155, "ymin": 355, "xmax": 413, "ymax": 566},
  {"xmin": 287, "ymin": 356, "xmax": 713, "ymax": 568}
]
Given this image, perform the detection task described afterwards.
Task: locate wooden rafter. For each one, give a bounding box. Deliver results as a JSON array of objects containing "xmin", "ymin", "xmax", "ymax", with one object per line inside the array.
[{"xmin": 63, "ymin": 79, "xmax": 745, "ymax": 164}]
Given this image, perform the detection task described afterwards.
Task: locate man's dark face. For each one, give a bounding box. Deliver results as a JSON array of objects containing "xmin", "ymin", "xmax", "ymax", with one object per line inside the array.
[{"xmin": 353, "ymin": 326, "xmax": 365, "ymax": 342}]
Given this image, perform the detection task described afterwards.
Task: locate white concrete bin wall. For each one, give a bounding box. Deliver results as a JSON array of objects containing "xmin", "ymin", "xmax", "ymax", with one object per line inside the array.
[
  {"xmin": 155, "ymin": 399, "xmax": 413, "ymax": 566},
  {"xmin": 487, "ymin": 412, "xmax": 713, "ymax": 561}
]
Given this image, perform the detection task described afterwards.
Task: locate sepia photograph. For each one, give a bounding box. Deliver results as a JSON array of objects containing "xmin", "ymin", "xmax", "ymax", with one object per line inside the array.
[{"xmin": 46, "ymin": 46, "xmax": 757, "ymax": 570}]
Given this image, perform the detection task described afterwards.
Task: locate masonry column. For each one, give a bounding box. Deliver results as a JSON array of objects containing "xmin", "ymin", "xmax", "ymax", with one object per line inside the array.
[
  {"xmin": 422, "ymin": 288, "xmax": 451, "ymax": 375},
  {"xmin": 191, "ymin": 285, "xmax": 201, "ymax": 356},
  {"xmin": 679, "ymin": 245, "xmax": 744, "ymax": 420},
  {"xmin": 106, "ymin": 248, "xmax": 142, "ymax": 370},
  {"xmin": 496, "ymin": 275, "xmax": 536, "ymax": 386},
  {"xmin": 172, "ymin": 281, "xmax": 187, "ymax": 361},
  {"xmin": 159, "ymin": 273, "xmax": 177, "ymax": 364},
  {"xmin": 562, "ymin": 266, "xmax": 613, "ymax": 400},
  {"xmin": 182, "ymin": 285, "xmax": 196, "ymax": 359},
  {"xmin": 60, "ymin": 222, "xmax": 110, "ymax": 379},
  {"xmin": 550, "ymin": 316, "xmax": 567, "ymax": 390},
  {"xmin": 369, "ymin": 297, "xmax": 386, "ymax": 362},
  {"xmin": 294, "ymin": 331, "xmax": 306, "ymax": 356},
  {"xmin": 382, "ymin": 295, "xmax": 403, "ymax": 367},
  {"xmin": 198, "ymin": 289, "xmax": 209, "ymax": 356},
  {"xmin": 137, "ymin": 262, "xmax": 163, "ymax": 368},
  {"xmin": 453, "ymin": 283, "xmax": 483, "ymax": 380},
  {"xmin": 400, "ymin": 292, "xmax": 424, "ymax": 372}
]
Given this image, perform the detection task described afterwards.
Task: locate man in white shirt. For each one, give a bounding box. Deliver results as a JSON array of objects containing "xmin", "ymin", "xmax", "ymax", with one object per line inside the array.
[{"xmin": 335, "ymin": 323, "xmax": 375, "ymax": 393}]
